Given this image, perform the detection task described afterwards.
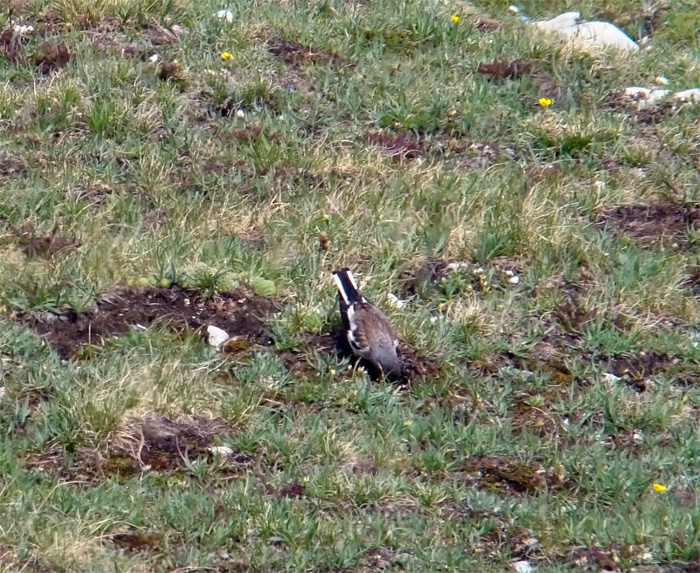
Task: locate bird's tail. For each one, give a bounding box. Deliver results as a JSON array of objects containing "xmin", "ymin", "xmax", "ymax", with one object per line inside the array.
[{"xmin": 332, "ymin": 268, "xmax": 363, "ymax": 304}]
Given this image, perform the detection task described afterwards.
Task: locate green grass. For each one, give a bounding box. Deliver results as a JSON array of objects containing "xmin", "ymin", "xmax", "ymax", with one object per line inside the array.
[{"xmin": 2, "ymin": 0, "xmax": 700, "ymax": 570}]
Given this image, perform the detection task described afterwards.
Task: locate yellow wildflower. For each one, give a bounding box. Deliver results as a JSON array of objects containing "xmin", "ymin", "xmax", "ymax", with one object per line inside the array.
[
  {"xmin": 539, "ymin": 97, "xmax": 553, "ymax": 107},
  {"xmin": 451, "ymin": 15, "xmax": 460, "ymax": 23},
  {"xmin": 653, "ymin": 483, "xmax": 667, "ymax": 493},
  {"xmin": 221, "ymin": 51, "xmax": 233, "ymax": 61},
  {"xmin": 329, "ymin": 369, "xmax": 336, "ymax": 375}
]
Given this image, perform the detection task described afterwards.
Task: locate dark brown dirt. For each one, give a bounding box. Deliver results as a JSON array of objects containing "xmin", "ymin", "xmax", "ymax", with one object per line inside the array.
[
  {"xmin": 268, "ymin": 40, "xmax": 345, "ymax": 67},
  {"xmin": 477, "ymin": 59, "xmax": 532, "ymax": 79},
  {"xmin": 366, "ymin": 132, "xmax": 423, "ymax": 163},
  {"xmin": 399, "ymin": 256, "xmax": 521, "ymax": 299},
  {"xmin": 11, "ymin": 222, "xmax": 79, "ymax": 258},
  {"xmin": 34, "ymin": 42, "xmax": 70, "ymax": 73},
  {"xmin": 469, "ymin": 16, "xmax": 503, "ymax": 32},
  {"xmin": 0, "ymin": 26, "xmax": 25, "ymax": 64},
  {"xmin": 605, "ymin": 351, "xmax": 700, "ymax": 391},
  {"xmin": 457, "ymin": 456, "xmax": 565, "ymax": 495},
  {"xmin": 0, "ymin": 154, "xmax": 27, "ymax": 178},
  {"xmin": 157, "ymin": 58, "xmax": 187, "ymax": 88},
  {"xmin": 599, "ymin": 201, "xmax": 700, "ymax": 245},
  {"xmin": 24, "ymin": 415, "xmax": 247, "ymax": 482},
  {"xmin": 20, "ymin": 285, "xmax": 278, "ymax": 359},
  {"xmin": 684, "ymin": 267, "xmax": 700, "ymax": 297},
  {"xmin": 277, "ymin": 482, "xmax": 305, "ymax": 498},
  {"xmin": 570, "ymin": 544, "xmax": 621, "ymax": 571},
  {"xmin": 111, "ymin": 531, "xmax": 162, "ymax": 553}
]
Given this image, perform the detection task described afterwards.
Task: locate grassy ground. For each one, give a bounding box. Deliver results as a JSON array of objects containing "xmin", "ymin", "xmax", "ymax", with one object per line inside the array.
[{"xmin": 1, "ymin": 0, "xmax": 700, "ymax": 570}]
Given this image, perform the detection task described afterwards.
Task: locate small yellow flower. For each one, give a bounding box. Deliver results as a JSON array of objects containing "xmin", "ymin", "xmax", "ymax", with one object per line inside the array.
[
  {"xmin": 539, "ymin": 97, "xmax": 553, "ymax": 107},
  {"xmin": 329, "ymin": 369, "xmax": 336, "ymax": 375},
  {"xmin": 303, "ymin": 476, "xmax": 310, "ymax": 483},
  {"xmin": 322, "ymin": 214, "xmax": 330, "ymax": 222},
  {"xmin": 221, "ymin": 51, "xmax": 233, "ymax": 61},
  {"xmin": 653, "ymin": 483, "xmax": 667, "ymax": 493},
  {"xmin": 403, "ymin": 420, "xmax": 412, "ymax": 427},
  {"xmin": 451, "ymin": 14, "xmax": 460, "ymax": 23}
]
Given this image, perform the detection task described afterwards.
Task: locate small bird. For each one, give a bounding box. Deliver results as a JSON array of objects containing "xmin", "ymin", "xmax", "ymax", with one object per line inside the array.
[{"xmin": 332, "ymin": 268, "xmax": 401, "ymax": 379}]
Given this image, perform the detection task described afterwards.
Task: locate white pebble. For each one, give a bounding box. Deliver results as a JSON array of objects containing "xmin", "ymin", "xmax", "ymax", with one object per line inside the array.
[
  {"xmin": 207, "ymin": 325, "xmax": 230, "ymax": 350},
  {"xmin": 215, "ymin": 9, "xmax": 234, "ymax": 23},
  {"xmin": 513, "ymin": 561, "xmax": 534, "ymax": 573},
  {"xmin": 387, "ymin": 293, "xmax": 407, "ymax": 309},
  {"xmin": 236, "ymin": 109, "xmax": 246, "ymax": 118},
  {"xmin": 602, "ymin": 372, "xmax": 620, "ymax": 383},
  {"xmin": 508, "ymin": 275, "xmax": 520, "ymax": 285},
  {"xmin": 208, "ymin": 445, "xmax": 235, "ymax": 456},
  {"xmin": 148, "ymin": 54, "xmax": 159, "ymax": 63},
  {"xmin": 12, "ymin": 24, "xmax": 34, "ymax": 36},
  {"xmin": 508, "ymin": 5, "xmax": 520, "ymax": 13},
  {"xmin": 655, "ymin": 76, "xmax": 669, "ymax": 85}
]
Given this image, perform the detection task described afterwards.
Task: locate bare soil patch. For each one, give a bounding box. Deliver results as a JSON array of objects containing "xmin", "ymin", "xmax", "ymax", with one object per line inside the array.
[
  {"xmin": 456, "ymin": 456, "xmax": 566, "ymax": 495},
  {"xmin": 0, "ymin": 154, "xmax": 27, "ymax": 178},
  {"xmin": 367, "ymin": 131, "xmax": 423, "ymax": 163},
  {"xmin": 400, "ymin": 256, "xmax": 521, "ymax": 298},
  {"xmin": 599, "ymin": 201, "xmax": 700, "ymax": 246},
  {"xmin": 605, "ymin": 351, "xmax": 700, "ymax": 391},
  {"xmin": 24, "ymin": 415, "xmax": 248, "ymax": 482},
  {"xmin": 477, "ymin": 59, "xmax": 532, "ymax": 79},
  {"xmin": 20, "ymin": 285, "xmax": 278, "ymax": 359},
  {"xmin": 11, "ymin": 222, "xmax": 79, "ymax": 258},
  {"xmin": 268, "ymin": 40, "xmax": 346, "ymax": 67},
  {"xmin": 34, "ymin": 41, "xmax": 71, "ymax": 73}
]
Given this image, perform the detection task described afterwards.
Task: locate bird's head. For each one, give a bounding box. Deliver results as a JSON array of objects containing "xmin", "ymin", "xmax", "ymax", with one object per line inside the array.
[{"xmin": 370, "ymin": 341, "xmax": 402, "ymax": 380}]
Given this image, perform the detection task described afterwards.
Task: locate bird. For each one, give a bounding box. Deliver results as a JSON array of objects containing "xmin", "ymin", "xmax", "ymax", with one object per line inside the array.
[{"xmin": 332, "ymin": 268, "xmax": 401, "ymax": 380}]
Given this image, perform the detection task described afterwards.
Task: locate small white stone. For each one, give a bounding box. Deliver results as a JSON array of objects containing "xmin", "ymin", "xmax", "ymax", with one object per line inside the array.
[
  {"xmin": 474, "ymin": 267, "xmax": 485, "ymax": 275},
  {"xmin": 632, "ymin": 429, "xmax": 644, "ymax": 445},
  {"xmin": 508, "ymin": 5, "xmax": 520, "ymax": 13},
  {"xmin": 12, "ymin": 24, "xmax": 34, "ymax": 36},
  {"xmin": 513, "ymin": 561, "xmax": 535, "ymax": 573},
  {"xmin": 505, "ymin": 270, "xmax": 514, "ymax": 277},
  {"xmin": 655, "ymin": 76, "xmax": 669, "ymax": 86},
  {"xmin": 215, "ymin": 9, "xmax": 234, "ymax": 23},
  {"xmin": 602, "ymin": 372, "xmax": 620, "ymax": 383},
  {"xmin": 387, "ymin": 293, "xmax": 407, "ymax": 309},
  {"xmin": 148, "ymin": 54, "xmax": 159, "ymax": 63},
  {"xmin": 508, "ymin": 275, "xmax": 520, "ymax": 285},
  {"xmin": 672, "ymin": 88, "xmax": 700, "ymax": 105},
  {"xmin": 207, "ymin": 325, "xmax": 230, "ymax": 350},
  {"xmin": 236, "ymin": 109, "xmax": 246, "ymax": 118},
  {"xmin": 208, "ymin": 445, "xmax": 235, "ymax": 456}
]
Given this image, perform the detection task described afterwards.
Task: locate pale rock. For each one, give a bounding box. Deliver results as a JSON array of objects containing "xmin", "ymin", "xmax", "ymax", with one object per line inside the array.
[
  {"xmin": 148, "ymin": 54, "xmax": 159, "ymax": 63},
  {"xmin": 672, "ymin": 88, "xmax": 700, "ymax": 105},
  {"xmin": 513, "ymin": 561, "xmax": 535, "ymax": 573},
  {"xmin": 215, "ymin": 9, "xmax": 234, "ymax": 23},
  {"xmin": 387, "ymin": 293, "xmax": 407, "ymax": 309},
  {"xmin": 602, "ymin": 372, "xmax": 620, "ymax": 384},
  {"xmin": 12, "ymin": 24, "xmax": 34, "ymax": 36},
  {"xmin": 236, "ymin": 109, "xmax": 246, "ymax": 118},
  {"xmin": 208, "ymin": 445, "xmax": 235, "ymax": 456},
  {"xmin": 207, "ymin": 325, "xmax": 230, "ymax": 350},
  {"xmin": 534, "ymin": 11, "xmax": 639, "ymax": 53},
  {"xmin": 508, "ymin": 275, "xmax": 520, "ymax": 285}
]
